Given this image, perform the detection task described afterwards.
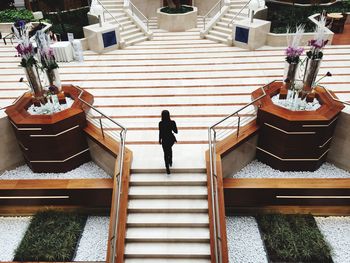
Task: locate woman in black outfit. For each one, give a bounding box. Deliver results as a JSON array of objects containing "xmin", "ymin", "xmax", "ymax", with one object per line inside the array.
[{"xmin": 159, "ymin": 110, "xmax": 178, "ymax": 174}]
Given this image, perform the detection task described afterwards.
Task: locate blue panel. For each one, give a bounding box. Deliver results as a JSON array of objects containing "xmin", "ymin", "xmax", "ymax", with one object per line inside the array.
[
  {"xmin": 102, "ymin": 31, "xmax": 117, "ymax": 48},
  {"xmin": 235, "ymin": 27, "xmax": 249, "ymax": 44}
]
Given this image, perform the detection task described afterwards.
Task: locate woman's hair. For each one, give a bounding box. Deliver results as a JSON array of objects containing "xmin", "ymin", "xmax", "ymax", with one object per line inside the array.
[{"xmin": 161, "ymin": 110, "xmax": 171, "ymax": 122}]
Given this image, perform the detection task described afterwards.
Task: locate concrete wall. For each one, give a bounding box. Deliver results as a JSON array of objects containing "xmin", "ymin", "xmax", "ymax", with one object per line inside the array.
[
  {"xmin": 195, "ymin": 0, "xmax": 218, "ymax": 16},
  {"xmin": 327, "ymin": 110, "xmax": 350, "ymax": 172},
  {"xmin": 0, "ymin": 116, "xmax": 25, "ymax": 174},
  {"xmin": 222, "ymin": 135, "xmax": 258, "ymax": 178},
  {"xmin": 87, "ymin": 137, "xmax": 116, "ymax": 177}
]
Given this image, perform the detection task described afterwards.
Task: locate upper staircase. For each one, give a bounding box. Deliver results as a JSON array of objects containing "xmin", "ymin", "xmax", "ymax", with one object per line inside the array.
[
  {"xmin": 124, "ymin": 172, "xmax": 211, "ymax": 262},
  {"xmin": 99, "ymin": 0, "xmax": 150, "ymax": 47},
  {"xmin": 204, "ymin": 0, "xmax": 250, "ymax": 44}
]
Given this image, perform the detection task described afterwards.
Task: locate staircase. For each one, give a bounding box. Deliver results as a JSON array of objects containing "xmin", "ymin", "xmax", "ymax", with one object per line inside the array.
[
  {"xmin": 205, "ymin": 0, "xmax": 250, "ymax": 44},
  {"xmin": 125, "ymin": 172, "xmax": 211, "ymax": 262},
  {"xmin": 99, "ymin": 0, "xmax": 149, "ymax": 47}
]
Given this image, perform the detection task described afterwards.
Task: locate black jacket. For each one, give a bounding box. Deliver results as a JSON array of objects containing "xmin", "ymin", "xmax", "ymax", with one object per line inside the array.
[{"xmin": 159, "ymin": 120, "xmax": 178, "ymax": 145}]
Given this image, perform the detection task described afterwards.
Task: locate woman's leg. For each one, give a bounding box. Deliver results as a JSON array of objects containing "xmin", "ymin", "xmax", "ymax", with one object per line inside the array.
[{"xmin": 162, "ymin": 144, "xmax": 171, "ymax": 174}]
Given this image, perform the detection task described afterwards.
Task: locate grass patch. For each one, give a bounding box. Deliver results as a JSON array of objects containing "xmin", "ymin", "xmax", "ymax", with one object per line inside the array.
[
  {"xmin": 267, "ymin": 2, "xmax": 350, "ymax": 33},
  {"xmin": 257, "ymin": 214, "xmax": 332, "ymax": 262},
  {"xmin": 14, "ymin": 210, "xmax": 87, "ymax": 261},
  {"xmin": 160, "ymin": 5, "xmax": 194, "ymax": 14}
]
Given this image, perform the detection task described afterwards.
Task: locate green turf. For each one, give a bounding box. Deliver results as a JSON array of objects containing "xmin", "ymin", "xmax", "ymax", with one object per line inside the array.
[
  {"xmin": 257, "ymin": 214, "xmax": 333, "ymax": 262},
  {"xmin": 14, "ymin": 210, "xmax": 87, "ymax": 261}
]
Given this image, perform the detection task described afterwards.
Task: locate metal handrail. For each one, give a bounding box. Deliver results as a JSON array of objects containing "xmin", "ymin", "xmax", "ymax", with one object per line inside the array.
[
  {"xmin": 76, "ymin": 87, "xmax": 126, "ymax": 263},
  {"xmin": 320, "ymin": 86, "xmax": 350, "ymax": 106},
  {"xmin": 228, "ymin": 0, "xmax": 252, "ymax": 27},
  {"xmin": 208, "ymin": 86, "xmax": 267, "ymax": 263},
  {"xmin": 0, "ymin": 93, "xmax": 26, "ymax": 111},
  {"xmin": 129, "ymin": 0, "xmax": 149, "ymax": 31},
  {"xmin": 95, "ymin": 0, "xmax": 124, "ymax": 30},
  {"xmin": 203, "ymin": 0, "xmax": 225, "ymax": 30}
]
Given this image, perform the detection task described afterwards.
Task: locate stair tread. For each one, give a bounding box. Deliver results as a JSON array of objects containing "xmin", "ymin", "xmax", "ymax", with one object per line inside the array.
[
  {"xmin": 127, "ymin": 213, "xmax": 209, "ymax": 225},
  {"xmin": 129, "ymin": 185, "xmax": 208, "ymax": 196},
  {"xmin": 125, "ymin": 242, "xmax": 211, "ymax": 256},
  {"xmin": 126, "ymin": 227, "xmax": 210, "ymax": 239},
  {"xmin": 128, "ymin": 199, "xmax": 208, "ymax": 210},
  {"xmin": 130, "ymin": 173, "xmax": 207, "ymax": 185},
  {"xmin": 125, "ymin": 259, "xmax": 211, "ymax": 263}
]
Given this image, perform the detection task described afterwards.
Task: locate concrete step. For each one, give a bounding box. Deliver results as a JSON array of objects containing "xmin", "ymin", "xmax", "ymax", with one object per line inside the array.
[
  {"xmin": 208, "ymin": 30, "xmax": 229, "ymax": 39},
  {"xmin": 123, "ymin": 24, "xmax": 138, "ymax": 31},
  {"xmin": 127, "ymin": 213, "xmax": 209, "ymax": 227},
  {"xmin": 130, "ymin": 173, "xmax": 207, "ymax": 186},
  {"xmin": 126, "ymin": 227, "xmax": 210, "ymax": 242},
  {"xmin": 125, "ymin": 242, "xmax": 211, "ymax": 258},
  {"xmin": 212, "ymin": 25, "xmax": 231, "ymax": 34},
  {"xmin": 121, "ymin": 27, "xmax": 142, "ymax": 36},
  {"xmin": 128, "ymin": 199, "xmax": 208, "ymax": 213},
  {"xmin": 125, "ymin": 259, "xmax": 211, "ymax": 263},
  {"xmin": 205, "ymin": 33, "xmax": 228, "ymax": 44},
  {"xmin": 129, "ymin": 185, "xmax": 208, "ymax": 199},
  {"xmin": 217, "ymin": 21, "xmax": 233, "ymax": 28},
  {"xmin": 125, "ymin": 35, "xmax": 148, "ymax": 46}
]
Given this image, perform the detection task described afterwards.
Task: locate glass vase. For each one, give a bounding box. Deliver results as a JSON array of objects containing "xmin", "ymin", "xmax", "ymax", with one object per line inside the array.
[
  {"xmin": 46, "ymin": 68, "xmax": 61, "ymax": 92},
  {"xmin": 23, "ymin": 65, "xmax": 43, "ymax": 98},
  {"xmin": 283, "ymin": 61, "xmax": 299, "ymax": 89},
  {"xmin": 302, "ymin": 58, "xmax": 322, "ymax": 95}
]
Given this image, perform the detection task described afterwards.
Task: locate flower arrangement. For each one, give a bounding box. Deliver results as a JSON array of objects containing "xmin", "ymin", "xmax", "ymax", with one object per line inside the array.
[
  {"xmin": 35, "ymin": 31, "xmax": 59, "ymax": 71},
  {"xmin": 13, "ymin": 21, "xmax": 37, "ymax": 68},
  {"xmin": 285, "ymin": 25, "xmax": 305, "ymax": 64},
  {"xmin": 306, "ymin": 15, "xmax": 328, "ymax": 60},
  {"xmin": 35, "ymin": 30, "xmax": 61, "ymax": 92}
]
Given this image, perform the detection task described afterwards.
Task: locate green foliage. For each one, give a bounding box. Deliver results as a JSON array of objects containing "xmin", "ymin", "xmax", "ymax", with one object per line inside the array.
[
  {"xmin": 14, "ymin": 210, "xmax": 87, "ymax": 261},
  {"xmin": 267, "ymin": 2, "xmax": 350, "ymax": 33},
  {"xmin": 0, "ymin": 9, "xmax": 35, "ymax": 23},
  {"xmin": 161, "ymin": 5, "xmax": 194, "ymax": 14},
  {"xmin": 257, "ymin": 214, "xmax": 332, "ymax": 262},
  {"xmin": 44, "ymin": 6, "xmax": 89, "ymax": 39}
]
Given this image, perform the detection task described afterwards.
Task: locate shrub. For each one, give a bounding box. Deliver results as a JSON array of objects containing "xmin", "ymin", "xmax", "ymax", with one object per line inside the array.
[
  {"xmin": 44, "ymin": 6, "xmax": 89, "ymax": 40},
  {"xmin": 257, "ymin": 214, "xmax": 332, "ymax": 262},
  {"xmin": 161, "ymin": 5, "xmax": 194, "ymax": 14},
  {"xmin": 14, "ymin": 210, "xmax": 87, "ymax": 261},
  {"xmin": 0, "ymin": 9, "xmax": 34, "ymax": 23}
]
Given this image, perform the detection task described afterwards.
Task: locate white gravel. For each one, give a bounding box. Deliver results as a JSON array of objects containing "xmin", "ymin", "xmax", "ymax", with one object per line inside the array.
[
  {"xmin": 315, "ymin": 216, "xmax": 350, "ymax": 263},
  {"xmin": 0, "ymin": 216, "xmax": 32, "ymax": 261},
  {"xmin": 74, "ymin": 216, "xmax": 109, "ymax": 261},
  {"xmin": 0, "ymin": 162, "xmax": 110, "ymax": 180},
  {"xmin": 231, "ymin": 160, "xmax": 350, "ymax": 178},
  {"xmin": 226, "ymin": 216, "xmax": 268, "ymax": 263}
]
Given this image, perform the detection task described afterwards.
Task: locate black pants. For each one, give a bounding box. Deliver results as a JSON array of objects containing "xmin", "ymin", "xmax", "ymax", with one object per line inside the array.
[{"xmin": 162, "ymin": 143, "xmax": 173, "ymax": 170}]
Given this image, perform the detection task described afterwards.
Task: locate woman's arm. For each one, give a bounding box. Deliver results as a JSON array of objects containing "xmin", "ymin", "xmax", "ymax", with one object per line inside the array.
[
  {"xmin": 173, "ymin": 121, "xmax": 178, "ymax": 134},
  {"xmin": 158, "ymin": 122, "xmax": 162, "ymax": 144}
]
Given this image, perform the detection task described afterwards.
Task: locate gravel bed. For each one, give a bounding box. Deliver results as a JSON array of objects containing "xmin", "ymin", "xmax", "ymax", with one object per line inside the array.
[
  {"xmin": 74, "ymin": 216, "xmax": 109, "ymax": 261},
  {"xmin": 0, "ymin": 162, "xmax": 110, "ymax": 180},
  {"xmin": 231, "ymin": 160, "xmax": 350, "ymax": 178},
  {"xmin": 315, "ymin": 216, "xmax": 350, "ymax": 263},
  {"xmin": 0, "ymin": 216, "xmax": 32, "ymax": 261},
  {"xmin": 226, "ymin": 216, "xmax": 268, "ymax": 263}
]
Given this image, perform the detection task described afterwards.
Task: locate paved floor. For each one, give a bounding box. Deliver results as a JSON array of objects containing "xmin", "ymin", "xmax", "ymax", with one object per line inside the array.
[{"xmin": 1, "ymin": 26, "xmax": 349, "ymax": 170}]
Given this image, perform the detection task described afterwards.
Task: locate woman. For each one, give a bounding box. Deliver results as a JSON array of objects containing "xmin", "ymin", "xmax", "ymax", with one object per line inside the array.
[{"xmin": 159, "ymin": 110, "xmax": 178, "ymax": 174}]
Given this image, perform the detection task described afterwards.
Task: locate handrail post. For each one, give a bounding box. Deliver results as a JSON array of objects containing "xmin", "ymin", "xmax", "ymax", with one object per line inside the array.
[
  {"xmin": 99, "ymin": 118, "xmax": 105, "ymax": 139},
  {"xmin": 237, "ymin": 114, "xmax": 241, "ymax": 138}
]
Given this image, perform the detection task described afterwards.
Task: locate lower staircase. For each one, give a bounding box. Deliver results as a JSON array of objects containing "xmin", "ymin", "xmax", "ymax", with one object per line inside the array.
[
  {"xmin": 205, "ymin": 0, "xmax": 250, "ymax": 44},
  {"xmin": 124, "ymin": 172, "xmax": 211, "ymax": 262},
  {"xmin": 99, "ymin": 0, "xmax": 149, "ymax": 47}
]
